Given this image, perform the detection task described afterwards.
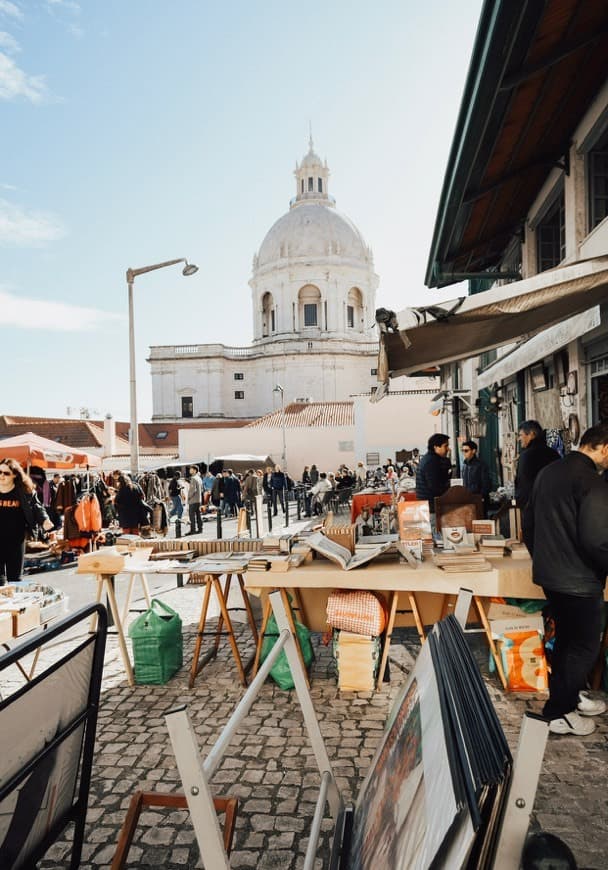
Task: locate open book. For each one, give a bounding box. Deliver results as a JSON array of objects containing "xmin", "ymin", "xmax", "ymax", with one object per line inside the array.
[{"xmin": 307, "ymin": 531, "xmax": 394, "ymax": 570}]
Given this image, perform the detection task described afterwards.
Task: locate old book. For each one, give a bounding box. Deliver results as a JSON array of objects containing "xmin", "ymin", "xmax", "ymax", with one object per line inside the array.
[{"xmin": 307, "ymin": 531, "xmax": 394, "ymax": 570}]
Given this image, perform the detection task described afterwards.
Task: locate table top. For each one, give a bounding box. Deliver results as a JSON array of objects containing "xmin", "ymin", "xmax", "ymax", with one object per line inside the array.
[{"xmin": 244, "ymin": 555, "xmax": 541, "ymax": 598}]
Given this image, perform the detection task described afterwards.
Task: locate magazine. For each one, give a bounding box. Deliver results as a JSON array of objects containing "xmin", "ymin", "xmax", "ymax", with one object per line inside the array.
[{"xmin": 307, "ymin": 531, "xmax": 394, "ymax": 570}]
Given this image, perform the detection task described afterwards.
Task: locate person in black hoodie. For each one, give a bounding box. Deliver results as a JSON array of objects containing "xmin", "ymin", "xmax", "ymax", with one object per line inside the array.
[
  {"xmin": 523, "ymin": 421, "xmax": 608, "ymax": 737},
  {"xmin": 514, "ymin": 420, "xmax": 559, "ymax": 509},
  {"xmin": 0, "ymin": 457, "xmax": 53, "ymax": 583},
  {"xmin": 415, "ymin": 433, "xmax": 451, "ymax": 512}
]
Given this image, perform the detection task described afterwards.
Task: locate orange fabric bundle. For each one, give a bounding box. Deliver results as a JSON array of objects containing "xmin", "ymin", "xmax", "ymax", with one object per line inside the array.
[
  {"xmin": 326, "ymin": 590, "xmax": 387, "ymax": 637},
  {"xmin": 74, "ymin": 494, "xmax": 103, "ymax": 533}
]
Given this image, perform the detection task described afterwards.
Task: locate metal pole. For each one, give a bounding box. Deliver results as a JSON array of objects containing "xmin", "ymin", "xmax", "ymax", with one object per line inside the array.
[
  {"xmin": 216, "ymin": 509, "xmax": 222, "ymax": 539},
  {"xmin": 281, "ymin": 389, "xmax": 287, "ymax": 470},
  {"xmin": 127, "ymin": 277, "xmax": 140, "ymax": 476}
]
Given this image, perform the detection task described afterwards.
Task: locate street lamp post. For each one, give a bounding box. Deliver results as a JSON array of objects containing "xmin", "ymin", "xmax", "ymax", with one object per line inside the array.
[
  {"xmin": 273, "ymin": 384, "xmax": 287, "ymax": 470},
  {"xmin": 127, "ymin": 258, "xmax": 198, "ymax": 475}
]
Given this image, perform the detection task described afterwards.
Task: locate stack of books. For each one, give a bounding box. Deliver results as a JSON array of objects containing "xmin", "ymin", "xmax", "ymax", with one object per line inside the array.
[
  {"xmin": 507, "ymin": 540, "xmax": 529, "ymax": 560},
  {"xmin": 247, "ymin": 555, "xmax": 270, "ymax": 572},
  {"xmin": 433, "ymin": 553, "xmax": 493, "ymax": 572},
  {"xmin": 479, "ymin": 534, "xmax": 507, "ymax": 558}
]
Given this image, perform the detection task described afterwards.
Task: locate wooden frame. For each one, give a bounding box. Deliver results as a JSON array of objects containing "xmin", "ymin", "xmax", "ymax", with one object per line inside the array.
[
  {"xmin": 433, "ymin": 484, "xmax": 484, "ymax": 532},
  {"xmin": 111, "ymin": 791, "xmax": 238, "ymax": 870},
  {"xmin": 530, "ymin": 363, "xmax": 548, "ymax": 392}
]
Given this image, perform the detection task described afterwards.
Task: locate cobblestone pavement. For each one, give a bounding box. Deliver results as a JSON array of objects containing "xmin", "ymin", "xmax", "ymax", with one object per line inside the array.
[{"xmin": 4, "ymin": 581, "xmax": 608, "ymax": 869}]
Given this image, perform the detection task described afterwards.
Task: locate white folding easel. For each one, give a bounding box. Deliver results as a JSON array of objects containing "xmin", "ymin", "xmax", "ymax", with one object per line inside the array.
[{"xmin": 164, "ymin": 589, "xmax": 549, "ymax": 869}]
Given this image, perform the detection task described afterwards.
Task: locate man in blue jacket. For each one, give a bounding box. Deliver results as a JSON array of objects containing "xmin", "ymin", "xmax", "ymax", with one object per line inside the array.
[{"xmin": 523, "ymin": 422, "xmax": 608, "ymax": 736}]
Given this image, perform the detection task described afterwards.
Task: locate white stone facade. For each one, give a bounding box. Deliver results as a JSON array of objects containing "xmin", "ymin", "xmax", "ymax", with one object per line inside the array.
[{"xmin": 149, "ymin": 139, "xmax": 382, "ymax": 421}]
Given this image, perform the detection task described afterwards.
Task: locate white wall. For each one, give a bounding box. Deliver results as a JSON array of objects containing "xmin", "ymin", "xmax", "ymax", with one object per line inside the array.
[{"xmin": 178, "ymin": 390, "xmax": 438, "ymax": 477}]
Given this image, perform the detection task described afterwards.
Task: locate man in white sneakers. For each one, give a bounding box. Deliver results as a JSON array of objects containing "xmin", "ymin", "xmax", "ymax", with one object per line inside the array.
[{"xmin": 523, "ymin": 422, "xmax": 608, "ymax": 736}]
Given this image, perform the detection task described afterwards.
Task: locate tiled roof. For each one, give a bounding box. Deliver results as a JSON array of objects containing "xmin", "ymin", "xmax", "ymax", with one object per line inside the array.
[
  {"xmin": 0, "ymin": 415, "xmax": 255, "ymax": 451},
  {"xmin": 245, "ymin": 402, "xmax": 354, "ymax": 429},
  {"xmin": 0, "ymin": 416, "xmax": 118, "ymax": 449}
]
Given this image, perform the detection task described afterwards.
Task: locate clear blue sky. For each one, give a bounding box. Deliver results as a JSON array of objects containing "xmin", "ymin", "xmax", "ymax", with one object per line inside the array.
[{"xmin": 1, "ymin": 0, "xmax": 482, "ymax": 422}]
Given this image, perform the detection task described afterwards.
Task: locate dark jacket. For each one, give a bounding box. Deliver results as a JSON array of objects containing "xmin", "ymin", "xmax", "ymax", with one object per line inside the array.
[
  {"xmin": 462, "ymin": 456, "xmax": 491, "ymax": 497},
  {"xmin": 271, "ymin": 471, "xmax": 287, "ymax": 492},
  {"xmin": 222, "ymin": 475, "xmax": 241, "ymax": 507},
  {"xmin": 522, "ymin": 451, "xmax": 608, "ymax": 597},
  {"xmin": 309, "ymin": 466, "xmax": 319, "ymax": 486},
  {"xmin": 17, "ymin": 489, "xmax": 49, "ymax": 537},
  {"xmin": 415, "ymin": 451, "xmax": 450, "ymax": 506},
  {"xmin": 515, "ymin": 436, "xmax": 559, "ymax": 509},
  {"xmin": 114, "ymin": 483, "xmax": 145, "ymax": 529}
]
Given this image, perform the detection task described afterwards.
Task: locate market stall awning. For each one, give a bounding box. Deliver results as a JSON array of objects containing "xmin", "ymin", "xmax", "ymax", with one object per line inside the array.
[
  {"xmin": 0, "ymin": 431, "xmax": 102, "ymax": 469},
  {"xmin": 377, "ymin": 257, "xmax": 608, "ymax": 382},
  {"xmin": 476, "ymin": 306, "xmax": 601, "ymax": 390}
]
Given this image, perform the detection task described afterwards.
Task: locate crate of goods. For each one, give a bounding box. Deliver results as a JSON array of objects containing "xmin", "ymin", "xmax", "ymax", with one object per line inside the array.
[
  {"xmin": 490, "ymin": 616, "xmax": 548, "ymax": 692},
  {"xmin": 128, "ymin": 599, "xmax": 183, "ymax": 685},
  {"xmin": 0, "ymin": 611, "xmax": 12, "ymax": 644},
  {"xmin": 333, "ymin": 630, "xmax": 381, "ymax": 692},
  {"xmin": 16, "ymin": 583, "xmax": 67, "ymax": 623},
  {"xmin": 0, "ymin": 587, "xmax": 44, "ymax": 637}
]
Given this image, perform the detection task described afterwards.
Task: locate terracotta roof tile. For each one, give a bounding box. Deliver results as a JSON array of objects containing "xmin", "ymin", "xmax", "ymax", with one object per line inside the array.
[{"xmin": 245, "ymin": 402, "xmax": 354, "ymax": 429}]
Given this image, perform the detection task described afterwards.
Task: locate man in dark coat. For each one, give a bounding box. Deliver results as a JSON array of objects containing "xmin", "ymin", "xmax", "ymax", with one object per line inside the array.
[
  {"xmin": 523, "ymin": 422, "xmax": 608, "ymax": 736},
  {"xmin": 415, "ymin": 433, "xmax": 451, "ymax": 512},
  {"xmin": 515, "ymin": 419, "xmax": 559, "ymax": 509},
  {"xmin": 461, "ymin": 440, "xmax": 491, "ymax": 503}
]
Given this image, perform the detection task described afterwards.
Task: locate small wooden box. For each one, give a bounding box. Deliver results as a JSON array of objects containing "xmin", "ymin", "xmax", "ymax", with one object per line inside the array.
[
  {"xmin": 12, "ymin": 603, "xmax": 41, "ymax": 637},
  {"xmin": 77, "ymin": 549, "xmax": 125, "ymax": 574}
]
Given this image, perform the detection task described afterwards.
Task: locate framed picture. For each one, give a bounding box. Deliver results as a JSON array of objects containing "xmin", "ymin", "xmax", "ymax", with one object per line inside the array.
[
  {"xmin": 553, "ymin": 350, "xmax": 568, "ymax": 388},
  {"xmin": 530, "ymin": 363, "xmax": 547, "ymax": 392}
]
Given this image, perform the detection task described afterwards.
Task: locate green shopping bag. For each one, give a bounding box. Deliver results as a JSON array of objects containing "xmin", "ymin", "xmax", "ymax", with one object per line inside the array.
[
  {"xmin": 128, "ymin": 598, "xmax": 183, "ymax": 685},
  {"xmin": 260, "ymin": 612, "xmax": 313, "ymax": 690}
]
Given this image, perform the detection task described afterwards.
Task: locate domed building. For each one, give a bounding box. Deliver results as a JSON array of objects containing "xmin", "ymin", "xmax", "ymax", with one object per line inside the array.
[{"xmin": 149, "ymin": 139, "xmax": 384, "ymax": 421}]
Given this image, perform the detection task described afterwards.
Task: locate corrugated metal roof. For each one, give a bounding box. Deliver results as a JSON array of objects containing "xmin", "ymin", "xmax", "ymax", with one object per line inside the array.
[{"xmin": 245, "ymin": 402, "xmax": 354, "ymax": 429}]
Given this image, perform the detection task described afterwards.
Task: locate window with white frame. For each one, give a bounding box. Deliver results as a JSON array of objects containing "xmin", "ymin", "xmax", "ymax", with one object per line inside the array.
[
  {"xmin": 181, "ymin": 396, "xmax": 193, "ymax": 418},
  {"xmin": 347, "ymin": 305, "xmax": 355, "ymax": 328},
  {"xmin": 234, "ymin": 391, "xmax": 244, "ymax": 400}
]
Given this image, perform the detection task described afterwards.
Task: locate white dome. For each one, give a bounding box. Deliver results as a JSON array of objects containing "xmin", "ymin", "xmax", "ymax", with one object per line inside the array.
[{"xmin": 256, "ymin": 202, "xmax": 370, "ymax": 267}]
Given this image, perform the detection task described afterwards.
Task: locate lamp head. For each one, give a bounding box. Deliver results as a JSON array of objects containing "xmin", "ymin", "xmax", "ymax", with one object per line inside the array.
[
  {"xmin": 273, "ymin": 384, "xmax": 283, "ymax": 393},
  {"xmin": 182, "ymin": 261, "xmax": 199, "ymax": 276}
]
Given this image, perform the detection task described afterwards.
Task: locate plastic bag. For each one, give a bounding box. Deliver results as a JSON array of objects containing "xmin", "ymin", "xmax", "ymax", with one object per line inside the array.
[
  {"xmin": 260, "ymin": 612, "xmax": 313, "ymax": 690},
  {"xmin": 128, "ymin": 598, "xmax": 183, "ymax": 685}
]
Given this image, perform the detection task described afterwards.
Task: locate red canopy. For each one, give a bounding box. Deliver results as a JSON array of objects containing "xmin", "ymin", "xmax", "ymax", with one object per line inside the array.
[{"xmin": 0, "ymin": 432, "xmax": 102, "ymax": 470}]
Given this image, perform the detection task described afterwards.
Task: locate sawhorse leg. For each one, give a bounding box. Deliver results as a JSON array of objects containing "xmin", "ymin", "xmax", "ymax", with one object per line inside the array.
[
  {"xmin": 121, "ymin": 572, "xmax": 152, "ymax": 626},
  {"xmin": 376, "ymin": 591, "xmax": 425, "ymax": 690},
  {"xmin": 189, "ymin": 575, "xmax": 214, "ymax": 689}
]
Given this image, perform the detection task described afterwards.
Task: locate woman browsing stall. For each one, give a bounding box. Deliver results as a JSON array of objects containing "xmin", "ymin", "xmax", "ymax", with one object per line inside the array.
[{"xmin": 0, "ymin": 457, "xmax": 54, "ymax": 584}]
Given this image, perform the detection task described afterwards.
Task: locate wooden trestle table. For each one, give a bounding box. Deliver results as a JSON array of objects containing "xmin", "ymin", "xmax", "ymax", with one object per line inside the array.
[{"xmin": 245, "ymin": 555, "xmax": 544, "ymax": 691}]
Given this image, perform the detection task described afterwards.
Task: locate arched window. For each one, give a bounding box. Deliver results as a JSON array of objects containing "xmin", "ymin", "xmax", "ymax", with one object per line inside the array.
[
  {"xmin": 262, "ymin": 291, "xmax": 275, "ymax": 337},
  {"xmin": 347, "ymin": 287, "xmax": 364, "ymax": 332},
  {"xmin": 298, "ymin": 284, "xmax": 321, "ymax": 328}
]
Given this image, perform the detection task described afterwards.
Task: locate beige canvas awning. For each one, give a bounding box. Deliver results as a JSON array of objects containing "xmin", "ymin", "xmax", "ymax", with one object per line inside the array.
[{"xmin": 377, "ymin": 257, "xmax": 608, "ymax": 383}]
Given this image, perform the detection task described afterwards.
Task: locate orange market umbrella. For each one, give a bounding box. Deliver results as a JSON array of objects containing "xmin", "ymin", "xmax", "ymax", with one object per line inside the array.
[{"xmin": 0, "ymin": 431, "xmax": 102, "ymax": 470}]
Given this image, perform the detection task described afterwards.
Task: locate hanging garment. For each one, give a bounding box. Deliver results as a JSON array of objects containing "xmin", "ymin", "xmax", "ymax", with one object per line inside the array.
[{"xmin": 74, "ymin": 493, "xmax": 103, "ymax": 533}]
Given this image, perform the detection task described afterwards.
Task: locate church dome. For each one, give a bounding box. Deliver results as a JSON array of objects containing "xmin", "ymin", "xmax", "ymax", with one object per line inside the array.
[
  {"xmin": 256, "ymin": 202, "xmax": 370, "ymax": 266},
  {"xmin": 255, "ymin": 137, "xmax": 371, "ymax": 268}
]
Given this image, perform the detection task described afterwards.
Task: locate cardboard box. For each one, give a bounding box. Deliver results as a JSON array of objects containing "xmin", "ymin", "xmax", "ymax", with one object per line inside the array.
[
  {"xmin": 490, "ymin": 615, "xmax": 544, "ymax": 638},
  {"xmin": 334, "ymin": 630, "xmax": 380, "ymax": 692},
  {"xmin": 0, "ymin": 611, "xmax": 12, "ymax": 644},
  {"xmin": 12, "ymin": 603, "xmax": 41, "ymax": 637}
]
